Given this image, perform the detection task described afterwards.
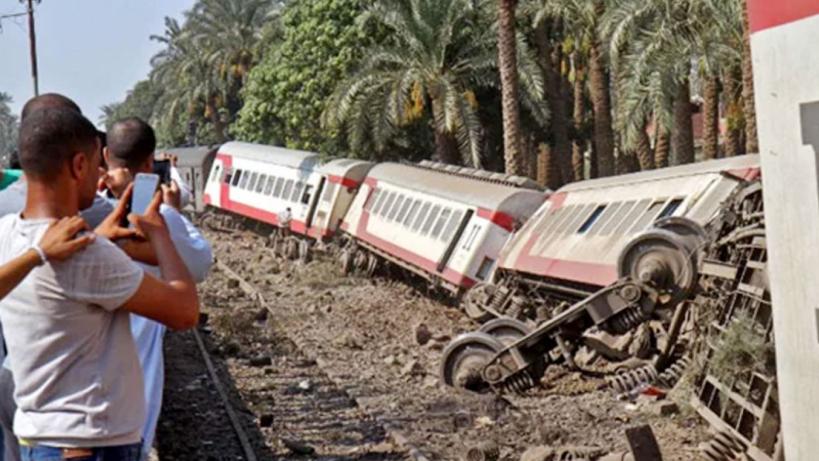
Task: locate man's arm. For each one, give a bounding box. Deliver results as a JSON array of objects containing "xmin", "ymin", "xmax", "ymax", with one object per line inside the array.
[
  {"xmin": 97, "ymin": 187, "xmax": 199, "ymax": 330},
  {"xmin": 0, "ymin": 217, "xmax": 94, "ymax": 300}
]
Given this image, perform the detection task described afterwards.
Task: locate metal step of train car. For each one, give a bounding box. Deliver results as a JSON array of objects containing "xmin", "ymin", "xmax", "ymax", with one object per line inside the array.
[
  {"xmin": 464, "ymin": 154, "xmax": 762, "ymax": 322},
  {"xmin": 339, "ymin": 161, "xmax": 548, "ymax": 296},
  {"xmin": 203, "ymin": 141, "xmax": 373, "ymax": 253}
]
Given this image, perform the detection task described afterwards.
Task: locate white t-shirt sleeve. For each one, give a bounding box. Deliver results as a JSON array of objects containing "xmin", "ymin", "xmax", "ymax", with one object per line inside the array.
[
  {"xmin": 55, "ymin": 237, "xmax": 145, "ymax": 311},
  {"xmin": 160, "ymin": 205, "xmax": 213, "ymax": 283}
]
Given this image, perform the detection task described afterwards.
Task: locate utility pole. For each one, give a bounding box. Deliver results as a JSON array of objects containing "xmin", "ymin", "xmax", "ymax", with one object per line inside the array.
[{"xmin": 25, "ymin": 0, "xmax": 39, "ymax": 96}]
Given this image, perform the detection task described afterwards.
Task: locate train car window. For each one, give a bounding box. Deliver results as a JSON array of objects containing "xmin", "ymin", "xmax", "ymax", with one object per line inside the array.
[
  {"xmin": 283, "ymin": 180, "xmax": 294, "ymax": 200},
  {"xmin": 389, "ymin": 195, "xmax": 405, "ymax": 221},
  {"xmin": 533, "ymin": 205, "xmax": 578, "ymax": 253},
  {"xmin": 380, "ymin": 192, "xmax": 396, "ymax": 217},
  {"xmin": 396, "ymin": 197, "xmax": 412, "ymax": 223},
  {"xmin": 590, "ymin": 202, "xmax": 622, "ymax": 236},
  {"xmin": 301, "ymin": 185, "xmax": 313, "ymax": 204},
  {"xmin": 431, "ymin": 208, "xmax": 451, "ymax": 239},
  {"xmin": 577, "ymin": 205, "xmax": 607, "ymax": 233},
  {"xmin": 223, "ymin": 168, "xmax": 232, "ymax": 185},
  {"xmin": 239, "ymin": 171, "xmax": 251, "ymax": 189},
  {"xmin": 463, "ymin": 224, "xmax": 480, "ymax": 251},
  {"xmin": 658, "ymin": 198, "xmax": 684, "ymax": 219},
  {"xmin": 441, "ymin": 210, "xmax": 464, "ymax": 242},
  {"xmin": 413, "ymin": 202, "xmax": 431, "ymax": 231},
  {"xmin": 612, "ymin": 199, "xmax": 651, "ymax": 235},
  {"xmin": 210, "ymin": 164, "xmax": 222, "ymax": 183},
  {"xmin": 365, "ymin": 189, "xmax": 379, "ymax": 211},
  {"xmin": 403, "ymin": 200, "xmax": 421, "ymax": 227},
  {"xmin": 555, "ymin": 205, "xmax": 587, "ymax": 234},
  {"xmin": 601, "ymin": 200, "xmax": 635, "ymax": 235},
  {"xmin": 248, "ymin": 172, "xmax": 259, "ymax": 191},
  {"xmin": 476, "ymin": 257, "xmax": 495, "ymax": 281},
  {"xmin": 256, "ymin": 174, "xmax": 267, "ymax": 193},
  {"xmin": 630, "ymin": 200, "xmax": 666, "ymax": 232},
  {"xmin": 264, "ymin": 176, "xmax": 275, "ymax": 195},
  {"xmin": 422, "ymin": 205, "xmax": 442, "ymax": 235},
  {"xmin": 323, "ymin": 182, "xmax": 338, "ymax": 202},
  {"xmin": 273, "ymin": 177, "xmax": 284, "ymax": 197},
  {"xmin": 292, "ymin": 182, "xmax": 305, "ymax": 202},
  {"xmin": 231, "ymin": 169, "xmax": 243, "ymax": 187},
  {"xmin": 373, "ymin": 189, "xmax": 389, "ymax": 215}
]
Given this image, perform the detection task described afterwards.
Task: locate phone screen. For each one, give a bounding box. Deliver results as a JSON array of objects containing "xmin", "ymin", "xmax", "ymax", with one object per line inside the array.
[
  {"xmin": 153, "ymin": 159, "xmax": 172, "ymax": 184},
  {"xmin": 131, "ymin": 173, "xmax": 160, "ymax": 221}
]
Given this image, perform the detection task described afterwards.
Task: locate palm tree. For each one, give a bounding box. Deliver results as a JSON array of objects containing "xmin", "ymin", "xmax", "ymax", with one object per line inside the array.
[
  {"xmin": 740, "ymin": 0, "xmax": 758, "ymax": 153},
  {"xmin": 497, "ymin": 0, "xmax": 526, "ymax": 175},
  {"xmin": 0, "ymin": 93, "xmax": 17, "ymax": 166},
  {"xmin": 531, "ymin": 0, "xmax": 616, "ymax": 177},
  {"xmin": 602, "ymin": 0, "xmax": 743, "ymax": 166},
  {"xmin": 324, "ymin": 0, "xmax": 547, "ymax": 167}
]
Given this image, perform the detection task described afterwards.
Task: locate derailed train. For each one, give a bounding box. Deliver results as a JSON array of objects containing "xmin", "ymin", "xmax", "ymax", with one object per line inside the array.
[{"xmin": 175, "ymin": 141, "xmax": 762, "ymax": 397}]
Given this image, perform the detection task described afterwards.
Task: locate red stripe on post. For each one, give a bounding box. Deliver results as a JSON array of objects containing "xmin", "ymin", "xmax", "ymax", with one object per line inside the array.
[{"xmin": 748, "ymin": 0, "xmax": 819, "ymax": 33}]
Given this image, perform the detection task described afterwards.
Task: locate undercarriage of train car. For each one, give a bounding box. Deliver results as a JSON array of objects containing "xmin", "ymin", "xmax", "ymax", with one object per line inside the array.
[{"xmin": 441, "ymin": 179, "xmax": 782, "ymax": 460}]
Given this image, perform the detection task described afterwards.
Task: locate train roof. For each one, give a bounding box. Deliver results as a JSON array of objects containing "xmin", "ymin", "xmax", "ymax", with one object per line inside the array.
[
  {"xmin": 318, "ymin": 158, "xmax": 374, "ymax": 179},
  {"xmin": 159, "ymin": 145, "xmax": 217, "ymax": 168},
  {"xmin": 560, "ymin": 154, "xmax": 760, "ymax": 193},
  {"xmin": 367, "ymin": 162, "xmax": 548, "ymax": 217},
  {"xmin": 218, "ymin": 141, "xmax": 321, "ymax": 171}
]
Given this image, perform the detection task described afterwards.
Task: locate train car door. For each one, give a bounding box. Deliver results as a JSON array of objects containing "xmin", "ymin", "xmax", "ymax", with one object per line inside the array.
[
  {"xmin": 306, "ymin": 176, "xmax": 326, "ymax": 229},
  {"xmin": 436, "ymin": 209, "xmax": 474, "ymax": 272}
]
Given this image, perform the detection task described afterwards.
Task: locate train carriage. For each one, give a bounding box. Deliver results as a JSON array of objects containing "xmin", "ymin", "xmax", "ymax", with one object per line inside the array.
[
  {"xmin": 465, "ymin": 154, "xmax": 762, "ymax": 320},
  {"xmin": 340, "ymin": 162, "xmax": 548, "ymax": 295},
  {"xmin": 203, "ymin": 141, "xmax": 372, "ymax": 243},
  {"xmin": 160, "ymin": 145, "xmax": 218, "ymax": 212}
]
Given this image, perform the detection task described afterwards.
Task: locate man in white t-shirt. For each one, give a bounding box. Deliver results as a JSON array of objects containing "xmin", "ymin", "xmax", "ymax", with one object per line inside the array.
[
  {"xmin": 0, "ymin": 108, "xmax": 199, "ymax": 461},
  {"xmin": 102, "ymin": 117, "xmax": 212, "ymax": 460}
]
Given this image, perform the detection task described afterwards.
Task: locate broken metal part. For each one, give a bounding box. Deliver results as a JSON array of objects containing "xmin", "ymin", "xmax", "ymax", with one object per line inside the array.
[
  {"xmin": 606, "ymin": 364, "xmax": 658, "ymax": 395},
  {"xmin": 479, "ymin": 317, "xmax": 533, "ymax": 345},
  {"xmin": 439, "ymin": 332, "xmax": 505, "ymax": 393}
]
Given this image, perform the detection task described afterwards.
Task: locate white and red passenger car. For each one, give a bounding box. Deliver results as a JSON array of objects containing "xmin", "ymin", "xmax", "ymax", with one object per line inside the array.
[{"xmin": 203, "ymin": 141, "xmax": 372, "ymax": 239}]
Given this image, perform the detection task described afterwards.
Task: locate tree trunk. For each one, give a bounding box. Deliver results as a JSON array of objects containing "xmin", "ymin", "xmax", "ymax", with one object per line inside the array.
[
  {"xmin": 616, "ymin": 150, "xmax": 640, "ymax": 174},
  {"xmin": 672, "ymin": 79, "xmax": 695, "ymax": 165},
  {"xmin": 537, "ymin": 143, "xmax": 561, "ymax": 190},
  {"xmin": 635, "ymin": 120, "xmax": 654, "ymax": 170},
  {"xmin": 207, "ymin": 100, "xmax": 227, "ymax": 143},
  {"xmin": 434, "ymin": 128, "xmax": 461, "ymax": 164},
  {"xmin": 655, "ymin": 126, "xmax": 670, "ymax": 168},
  {"xmin": 588, "ymin": 43, "xmax": 615, "ymax": 177},
  {"xmin": 571, "ymin": 57, "xmax": 587, "ymax": 181},
  {"xmin": 723, "ymin": 69, "xmax": 744, "ymax": 156},
  {"xmin": 741, "ymin": 0, "xmax": 759, "ymax": 153},
  {"xmin": 702, "ymin": 76, "xmax": 720, "ymax": 159},
  {"xmin": 535, "ymin": 22, "xmax": 572, "ymax": 186},
  {"xmin": 497, "ymin": 0, "xmax": 525, "ymax": 175}
]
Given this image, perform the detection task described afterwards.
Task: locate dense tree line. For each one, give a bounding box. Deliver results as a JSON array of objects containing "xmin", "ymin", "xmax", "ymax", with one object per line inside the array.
[
  {"xmin": 0, "ymin": 93, "xmax": 18, "ymax": 166},
  {"xmin": 102, "ymin": 0, "xmax": 758, "ymax": 186}
]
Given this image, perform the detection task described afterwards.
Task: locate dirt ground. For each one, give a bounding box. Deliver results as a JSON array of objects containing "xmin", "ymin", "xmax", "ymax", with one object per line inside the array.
[{"xmin": 159, "ymin": 228, "xmax": 709, "ymax": 460}]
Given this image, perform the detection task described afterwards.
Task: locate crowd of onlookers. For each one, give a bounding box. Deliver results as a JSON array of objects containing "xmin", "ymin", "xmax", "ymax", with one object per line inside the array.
[{"xmin": 0, "ymin": 93, "xmax": 213, "ymax": 461}]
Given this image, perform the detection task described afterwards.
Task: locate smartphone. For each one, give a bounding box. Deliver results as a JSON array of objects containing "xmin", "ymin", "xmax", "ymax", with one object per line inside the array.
[
  {"xmin": 126, "ymin": 173, "xmax": 160, "ymax": 227},
  {"xmin": 152, "ymin": 159, "xmax": 172, "ymax": 185}
]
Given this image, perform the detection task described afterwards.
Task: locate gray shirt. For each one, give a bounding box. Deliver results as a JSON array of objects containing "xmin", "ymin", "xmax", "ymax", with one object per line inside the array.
[{"xmin": 0, "ymin": 214, "xmax": 145, "ymax": 447}]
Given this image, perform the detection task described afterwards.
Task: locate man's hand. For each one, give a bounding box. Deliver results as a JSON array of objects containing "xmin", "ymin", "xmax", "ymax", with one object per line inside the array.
[
  {"xmin": 161, "ymin": 180, "xmax": 182, "ymax": 210},
  {"xmin": 39, "ymin": 217, "xmax": 95, "ymax": 261},
  {"xmin": 129, "ymin": 191, "xmax": 169, "ymax": 242},
  {"xmin": 100, "ymin": 167, "xmax": 132, "ymax": 199},
  {"xmin": 95, "ymin": 184, "xmax": 139, "ymax": 241}
]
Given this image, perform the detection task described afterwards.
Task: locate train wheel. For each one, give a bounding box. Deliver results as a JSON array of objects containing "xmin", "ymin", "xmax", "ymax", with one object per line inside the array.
[
  {"xmin": 439, "ymin": 332, "xmax": 505, "ymax": 393},
  {"xmin": 479, "ymin": 317, "xmax": 532, "ymax": 345},
  {"xmin": 462, "ymin": 283, "xmax": 496, "ymax": 323}
]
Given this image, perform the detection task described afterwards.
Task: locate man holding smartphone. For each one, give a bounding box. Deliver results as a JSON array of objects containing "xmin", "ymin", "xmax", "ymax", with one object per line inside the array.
[
  {"xmin": 0, "ymin": 108, "xmax": 200, "ymax": 461},
  {"xmin": 102, "ymin": 117, "xmax": 212, "ymax": 461}
]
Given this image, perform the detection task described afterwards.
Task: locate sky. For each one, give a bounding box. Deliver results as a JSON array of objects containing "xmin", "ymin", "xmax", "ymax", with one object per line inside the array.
[{"xmin": 0, "ymin": 0, "xmax": 195, "ymax": 125}]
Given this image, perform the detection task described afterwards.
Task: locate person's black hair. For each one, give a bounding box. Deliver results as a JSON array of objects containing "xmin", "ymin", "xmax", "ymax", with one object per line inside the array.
[
  {"xmin": 21, "ymin": 93, "xmax": 82, "ymax": 121},
  {"xmin": 107, "ymin": 117, "xmax": 156, "ymax": 171},
  {"xmin": 17, "ymin": 108, "xmax": 99, "ymax": 180}
]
